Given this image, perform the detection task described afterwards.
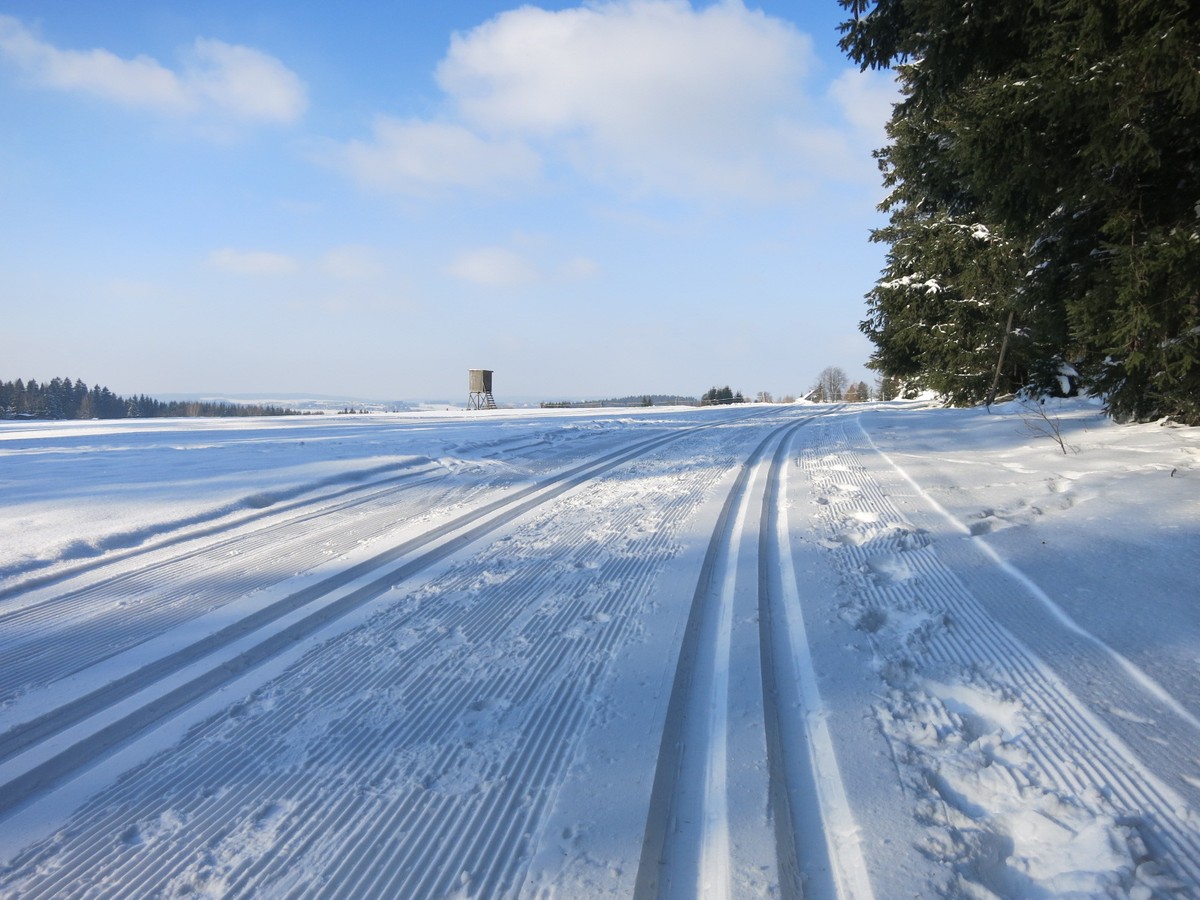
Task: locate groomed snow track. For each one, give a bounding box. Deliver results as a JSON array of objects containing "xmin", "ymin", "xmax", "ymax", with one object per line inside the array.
[
  {"xmin": 633, "ymin": 408, "xmax": 872, "ymax": 900},
  {"xmin": 1, "ymin": 406, "xmax": 835, "ymax": 897},
  {"xmin": 0, "ymin": 412, "xmax": 763, "ymax": 813},
  {"xmin": 1, "ymin": 405, "xmax": 1197, "ymax": 898}
]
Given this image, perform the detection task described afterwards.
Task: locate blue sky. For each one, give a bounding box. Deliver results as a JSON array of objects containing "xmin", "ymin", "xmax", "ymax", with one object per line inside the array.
[{"xmin": 1, "ymin": 1, "xmax": 896, "ymax": 402}]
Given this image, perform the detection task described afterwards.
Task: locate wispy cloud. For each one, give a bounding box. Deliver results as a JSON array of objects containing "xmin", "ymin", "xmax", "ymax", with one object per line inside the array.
[
  {"xmin": 828, "ymin": 67, "xmax": 897, "ymax": 146},
  {"xmin": 184, "ymin": 38, "xmax": 307, "ymax": 124},
  {"xmin": 446, "ymin": 245, "xmax": 601, "ymax": 287},
  {"xmin": 318, "ymin": 245, "xmax": 384, "ymax": 280},
  {"xmin": 0, "ymin": 15, "xmax": 306, "ymax": 124},
  {"xmin": 209, "ymin": 246, "xmax": 392, "ymax": 279},
  {"xmin": 205, "ymin": 246, "xmax": 413, "ymax": 314},
  {"xmin": 558, "ymin": 256, "xmax": 600, "ymax": 280},
  {"xmin": 447, "ymin": 247, "xmax": 540, "ymax": 287},
  {"xmin": 208, "ymin": 248, "xmax": 299, "ymax": 275},
  {"xmin": 329, "ymin": 116, "xmax": 539, "ymax": 195}
]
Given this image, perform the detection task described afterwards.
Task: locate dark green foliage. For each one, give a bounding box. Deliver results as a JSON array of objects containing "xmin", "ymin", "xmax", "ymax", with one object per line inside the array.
[
  {"xmin": 862, "ymin": 215, "xmax": 1047, "ymax": 403},
  {"xmin": 700, "ymin": 386, "xmax": 746, "ymax": 405},
  {"xmin": 841, "ymin": 0, "xmax": 1200, "ymax": 423},
  {"xmin": 874, "ymin": 374, "xmax": 902, "ymax": 401},
  {"xmin": 0, "ymin": 378, "xmax": 299, "ymax": 419},
  {"xmin": 845, "ymin": 381, "xmax": 871, "ymax": 402}
]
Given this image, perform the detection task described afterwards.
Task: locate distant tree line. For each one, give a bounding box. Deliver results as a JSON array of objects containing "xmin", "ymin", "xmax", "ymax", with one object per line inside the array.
[
  {"xmin": 700, "ymin": 386, "xmax": 747, "ymax": 406},
  {"xmin": 540, "ymin": 394, "xmax": 698, "ymax": 409},
  {"xmin": 806, "ymin": 366, "xmax": 875, "ymax": 403},
  {"xmin": 0, "ymin": 377, "xmax": 300, "ymax": 420}
]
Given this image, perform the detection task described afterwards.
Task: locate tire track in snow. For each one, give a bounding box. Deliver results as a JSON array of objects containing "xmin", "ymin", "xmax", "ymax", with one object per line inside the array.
[
  {"xmin": 0, "ymin": 411, "xmax": 769, "ymax": 897},
  {"xmin": 0, "ymin": 410, "xmax": 771, "ymax": 823},
  {"xmin": 800, "ymin": 412, "xmax": 1200, "ymax": 895},
  {"xmin": 635, "ymin": 407, "xmax": 869, "ymax": 899}
]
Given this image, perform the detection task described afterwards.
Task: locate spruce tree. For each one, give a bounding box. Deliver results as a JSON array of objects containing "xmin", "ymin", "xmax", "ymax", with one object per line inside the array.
[{"xmin": 841, "ymin": 0, "xmax": 1200, "ymax": 423}]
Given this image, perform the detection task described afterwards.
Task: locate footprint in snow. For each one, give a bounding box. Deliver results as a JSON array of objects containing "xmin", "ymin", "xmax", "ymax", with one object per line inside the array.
[
  {"xmin": 837, "ymin": 530, "xmax": 873, "ymax": 548},
  {"xmin": 863, "ymin": 553, "xmax": 912, "ymax": 584},
  {"xmin": 855, "ymin": 607, "xmax": 888, "ymax": 634},
  {"xmin": 889, "ymin": 523, "xmax": 930, "ymax": 550},
  {"xmin": 847, "ymin": 509, "xmax": 881, "ymax": 524}
]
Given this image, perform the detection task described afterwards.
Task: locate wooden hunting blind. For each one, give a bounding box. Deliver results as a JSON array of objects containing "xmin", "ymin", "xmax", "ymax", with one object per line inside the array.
[{"xmin": 468, "ymin": 369, "xmax": 496, "ymax": 410}]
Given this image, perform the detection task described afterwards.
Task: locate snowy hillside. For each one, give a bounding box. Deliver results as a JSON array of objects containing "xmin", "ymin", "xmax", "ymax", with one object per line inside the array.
[{"xmin": 0, "ymin": 399, "xmax": 1196, "ymax": 897}]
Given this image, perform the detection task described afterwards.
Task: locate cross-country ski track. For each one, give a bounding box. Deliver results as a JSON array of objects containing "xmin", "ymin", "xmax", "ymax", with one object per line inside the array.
[{"xmin": 0, "ymin": 402, "xmax": 1197, "ymax": 897}]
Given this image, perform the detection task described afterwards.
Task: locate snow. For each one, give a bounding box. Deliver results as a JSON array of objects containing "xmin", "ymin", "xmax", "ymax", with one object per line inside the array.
[{"xmin": 0, "ymin": 399, "xmax": 1197, "ymax": 897}]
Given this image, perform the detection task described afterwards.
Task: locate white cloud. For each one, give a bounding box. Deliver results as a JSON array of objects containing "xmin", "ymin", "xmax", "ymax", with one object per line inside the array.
[
  {"xmin": 210, "ymin": 245, "xmax": 397, "ymax": 285},
  {"xmin": 446, "ymin": 245, "xmax": 600, "ymax": 287},
  {"xmin": 435, "ymin": 0, "xmax": 816, "ymax": 200},
  {"xmin": 559, "ymin": 256, "xmax": 599, "ymax": 280},
  {"xmin": 0, "ymin": 15, "xmax": 305, "ymax": 124},
  {"xmin": 333, "ymin": 116, "xmax": 539, "ymax": 194},
  {"xmin": 204, "ymin": 245, "xmax": 415, "ymax": 314},
  {"xmin": 318, "ymin": 245, "xmax": 383, "ymax": 280},
  {"xmin": 447, "ymin": 246, "xmax": 540, "ymax": 286},
  {"xmin": 0, "ymin": 15, "xmax": 184, "ymax": 110},
  {"xmin": 319, "ymin": 0, "xmax": 888, "ymax": 201},
  {"xmin": 829, "ymin": 67, "xmax": 898, "ymax": 146},
  {"xmin": 184, "ymin": 38, "xmax": 306, "ymax": 124},
  {"xmin": 209, "ymin": 248, "xmax": 299, "ymax": 275}
]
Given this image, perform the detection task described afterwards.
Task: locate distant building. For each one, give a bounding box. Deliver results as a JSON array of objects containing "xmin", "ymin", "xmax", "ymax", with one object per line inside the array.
[{"xmin": 468, "ymin": 369, "xmax": 496, "ymax": 410}]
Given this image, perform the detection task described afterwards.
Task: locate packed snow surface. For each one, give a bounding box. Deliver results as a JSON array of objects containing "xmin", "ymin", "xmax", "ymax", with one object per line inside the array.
[{"xmin": 0, "ymin": 399, "xmax": 1197, "ymax": 898}]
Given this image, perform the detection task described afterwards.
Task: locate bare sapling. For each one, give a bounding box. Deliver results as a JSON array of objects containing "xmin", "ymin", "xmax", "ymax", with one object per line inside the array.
[{"xmin": 1017, "ymin": 396, "xmax": 1076, "ymax": 454}]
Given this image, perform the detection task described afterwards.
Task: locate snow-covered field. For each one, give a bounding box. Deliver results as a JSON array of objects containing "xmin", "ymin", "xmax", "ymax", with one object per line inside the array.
[{"xmin": 0, "ymin": 399, "xmax": 1197, "ymax": 898}]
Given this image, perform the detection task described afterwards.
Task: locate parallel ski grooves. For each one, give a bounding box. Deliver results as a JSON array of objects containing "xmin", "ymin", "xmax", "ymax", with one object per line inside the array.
[
  {"xmin": 804, "ymin": 417, "xmax": 1200, "ymax": 889},
  {"xmin": 0, "ymin": 470, "xmax": 454, "ymax": 703},
  {"xmin": 0, "ymin": 415, "xmax": 748, "ymax": 818},
  {"xmin": 0, "ymin": 410, "xmax": 777, "ymax": 898},
  {"xmin": 756, "ymin": 426, "xmax": 818, "ymax": 900},
  {"xmin": 633, "ymin": 411, "xmax": 819, "ymax": 899},
  {"xmin": 0, "ymin": 458, "xmax": 441, "ymax": 606}
]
